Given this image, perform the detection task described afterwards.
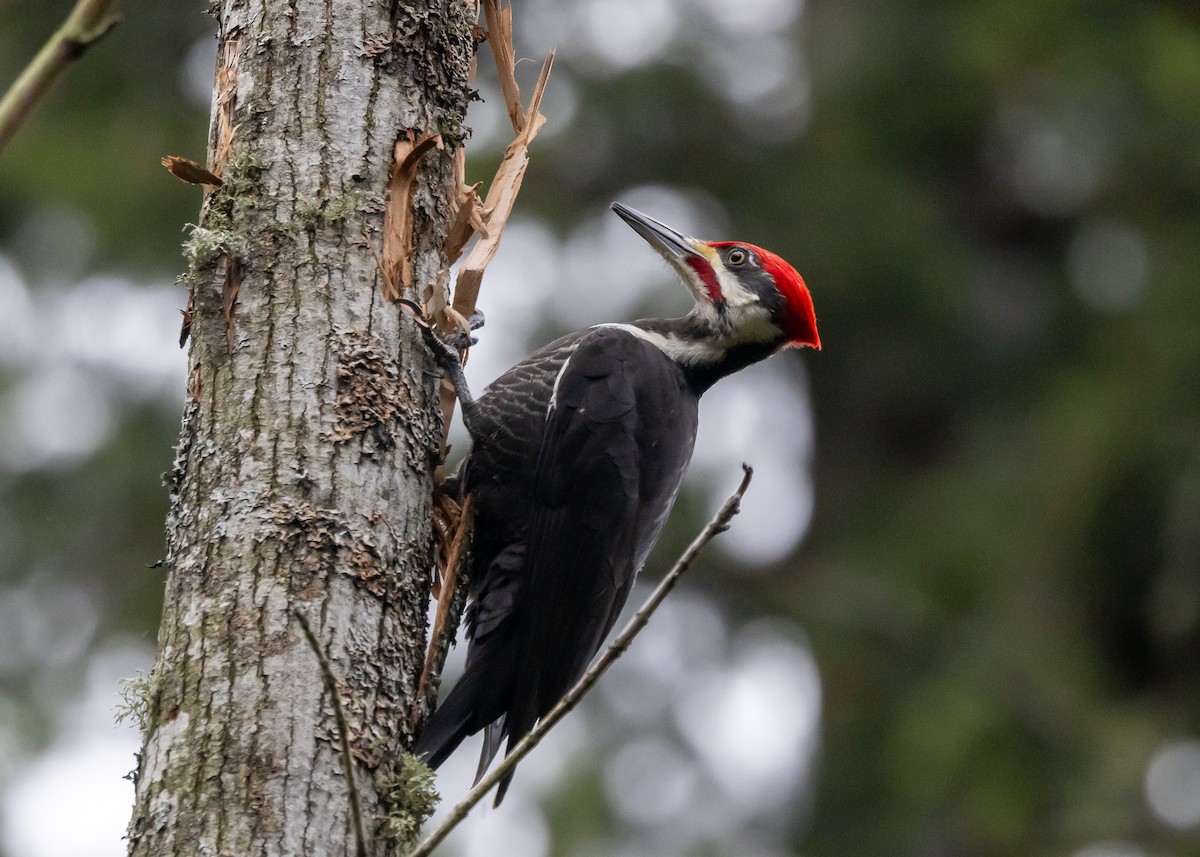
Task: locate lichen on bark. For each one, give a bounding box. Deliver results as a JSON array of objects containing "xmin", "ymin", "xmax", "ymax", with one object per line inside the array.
[{"xmin": 127, "ymin": 2, "xmax": 475, "ymax": 855}]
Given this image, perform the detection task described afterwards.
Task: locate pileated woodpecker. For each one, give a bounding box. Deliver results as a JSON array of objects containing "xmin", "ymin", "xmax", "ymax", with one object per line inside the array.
[{"xmin": 415, "ymin": 203, "xmax": 820, "ymax": 802}]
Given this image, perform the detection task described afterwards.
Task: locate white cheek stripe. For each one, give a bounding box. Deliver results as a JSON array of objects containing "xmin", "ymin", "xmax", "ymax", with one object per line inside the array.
[{"xmin": 712, "ymin": 257, "xmax": 756, "ymax": 307}]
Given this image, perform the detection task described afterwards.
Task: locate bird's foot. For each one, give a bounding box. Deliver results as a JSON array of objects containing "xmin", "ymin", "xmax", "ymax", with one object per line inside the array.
[
  {"xmin": 400, "ymin": 300, "xmax": 476, "ymax": 408},
  {"xmin": 441, "ymin": 309, "xmax": 486, "ymax": 350}
]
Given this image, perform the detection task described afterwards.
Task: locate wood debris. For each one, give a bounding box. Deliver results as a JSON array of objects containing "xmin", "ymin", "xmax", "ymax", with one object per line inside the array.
[
  {"xmin": 381, "ymin": 132, "xmax": 444, "ymax": 302},
  {"xmin": 161, "ymin": 156, "xmax": 224, "ymax": 188},
  {"xmin": 212, "ymin": 37, "xmax": 239, "ymax": 177}
]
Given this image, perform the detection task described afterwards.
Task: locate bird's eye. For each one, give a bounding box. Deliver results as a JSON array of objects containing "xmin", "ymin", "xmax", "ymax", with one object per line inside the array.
[{"xmin": 727, "ymin": 248, "xmax": 749, "ymax": 266}]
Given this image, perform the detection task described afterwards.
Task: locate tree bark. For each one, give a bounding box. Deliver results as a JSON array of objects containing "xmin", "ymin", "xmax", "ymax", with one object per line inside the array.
[{"xmin": 127, "ymin": 2, "xmax": 474, "ymax": 855}]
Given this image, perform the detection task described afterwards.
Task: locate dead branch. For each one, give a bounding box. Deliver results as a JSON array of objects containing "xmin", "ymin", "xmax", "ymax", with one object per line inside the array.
[
  {"xmin": 0, "ymin": 0, "xmax": 119, "ymax": 156},
  {"xmin": 408, "ymin": 465, "xmax": 755, "ymax": 857}
]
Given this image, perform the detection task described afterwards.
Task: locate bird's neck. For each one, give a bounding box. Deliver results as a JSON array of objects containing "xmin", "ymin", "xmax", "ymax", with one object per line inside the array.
[{"xmin": 615, "ymin": 315, "xmax": 782, "ymax": 395}]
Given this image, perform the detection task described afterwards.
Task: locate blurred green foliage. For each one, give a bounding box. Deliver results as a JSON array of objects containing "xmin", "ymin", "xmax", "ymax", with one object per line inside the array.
[{"xmin": 1, "ymin": 1, "xmax": 1198, "ymax": 856}]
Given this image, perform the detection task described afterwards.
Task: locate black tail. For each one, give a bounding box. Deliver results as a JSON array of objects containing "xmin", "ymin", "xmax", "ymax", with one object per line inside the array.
[
  {"xmin": 414, "ymin": 647, "xmax": 515, "ymax": 776},
  {"xmin": 414, "ymin": 666, "xmax": 487, "ymax": 770}
]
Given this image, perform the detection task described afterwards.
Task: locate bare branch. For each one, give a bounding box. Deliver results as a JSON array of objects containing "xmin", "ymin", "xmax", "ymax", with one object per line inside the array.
[
  {"xmin": 293, "ymin": 610, "xmax": 369, "ymax": 857},
  {"xmin": 407, "ymin": 465, "xmax": 755, "ymax": 857},
  {"xmin": 0, "ymin": 0, "xmax": 120, "ymax": 156}
]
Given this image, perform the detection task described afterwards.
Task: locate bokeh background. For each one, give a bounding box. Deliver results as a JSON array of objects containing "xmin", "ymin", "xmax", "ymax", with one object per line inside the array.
[{"xmin": 2, "ymin": 1, "xmax": 1199, "ymax": 855}]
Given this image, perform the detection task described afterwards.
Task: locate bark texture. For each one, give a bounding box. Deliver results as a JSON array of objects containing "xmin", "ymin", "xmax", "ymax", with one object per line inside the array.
[{"xmin": 128, "ymin": 1, "xmax": 474, "ymax": 854}]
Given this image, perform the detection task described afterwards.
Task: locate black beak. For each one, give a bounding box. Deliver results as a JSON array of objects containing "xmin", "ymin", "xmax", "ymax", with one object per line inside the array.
[{"xmin": 611, "ymin": 202, "xmax": 708, "ymax": 263}]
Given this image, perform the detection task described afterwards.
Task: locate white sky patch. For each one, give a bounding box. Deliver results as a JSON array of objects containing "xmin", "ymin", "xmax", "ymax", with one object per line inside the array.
[
  {"xmin": 456, "ymin": 800, "xmax": 548, "ymax": 857},
  {"xmin": 603, "ymin": 737, "xmax": 699, "ymax": 826},
  {"xmin": 0, "ymin": 575, "xmax": 98, "ymax": 676},
  {"xmin": 701, "ymin": 35, "xmax": 796, "ymax": 105},
  {"xmin": 0, "ymin": 365, "xmax": 115, "ymax": 471},
  {"xmin": 180, "ymin": 32, "xmax": 218, "ymax": 109},
  {"xmin": 696, "ymin": 32, "xmax": 813, "ymax": 141},
  {"xmin": 580, "ymin": 0, "xmax": 679, "ymax": 73},
  {"xmin": 694, "ymin": 0, "xmax": 801, "ymax": 35},
  {"xmin": 1072, "ymin": 844, "xmax": 1148, "ymax": 857},
  {"xmin": 0, "ymin": 255, "xmax": 36, "ymax": 364},
  {"xmin": 0, "ymin": 257, "xmax": 187, "ymax": 472},
  {"xmin": 675, "ymin": 625, "xmax": 821, "ymax": 814},
  {"xmin": 50, "ymin": 276, "xmax": 189, "ymax": 398},
  {"xmin": 3, "ymin": 644, "xmax": 152, "ymax": 857},
  {"xmin": 1144, "ymin": 739, "xmax": 1200, "ymax": 830},
  {"xmin": 599, "ymin": 590, "xmax": 728, "ymax": 725},
  {"xmin": 693, "ymin": 359, "xmax": 815, "ymax": 566}
]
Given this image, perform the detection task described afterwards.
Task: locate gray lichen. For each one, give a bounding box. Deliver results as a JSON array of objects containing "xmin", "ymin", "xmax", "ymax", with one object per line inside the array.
[
  {"xmin": 180, "ymin": 151, "xmax": 265, "ymax": 278},
  {"xmin": 116, "ymin": 669, "xmax": 159, "ymax": 735},
  {"xmin": 374, "ymin": 752, "xmax": 439, "ymax": 855}
]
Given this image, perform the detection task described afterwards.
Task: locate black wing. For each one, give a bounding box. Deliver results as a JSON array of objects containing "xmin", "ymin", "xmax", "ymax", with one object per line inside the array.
[{"xmin": 497, "ymin": 327, "xmax": 696, "ymax": 799}]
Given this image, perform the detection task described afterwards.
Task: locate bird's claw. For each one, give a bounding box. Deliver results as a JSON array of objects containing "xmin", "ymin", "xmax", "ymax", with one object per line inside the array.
[
  {"xmin": 441, "ymin": 309, "xmax": 485, "ymax": 350},
  {"xmin": 399, "ymin": 300, "xmax": 479, "ymax": 412},
  {"xmin": 418, "ymin": 323, "xmax": 463, "ymax": 376},
  {"xmin": 441, "ymin": 330, "xmax": 478, "ymax": 351}
]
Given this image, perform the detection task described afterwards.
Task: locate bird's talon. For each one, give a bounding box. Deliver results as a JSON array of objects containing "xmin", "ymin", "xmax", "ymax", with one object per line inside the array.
[{"xmin": 442, "ymin": 330, "xmax": 478, "ymax": 351}]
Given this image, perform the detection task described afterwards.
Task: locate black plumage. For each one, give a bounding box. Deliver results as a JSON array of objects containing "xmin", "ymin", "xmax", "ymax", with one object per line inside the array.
[
  {"xmin": 417, "ymin": 327, "xmax": 699, "ymax": 801},
  {"xmin": 413, "ymin": 204, "xmax": 820, "ymax": 802}
]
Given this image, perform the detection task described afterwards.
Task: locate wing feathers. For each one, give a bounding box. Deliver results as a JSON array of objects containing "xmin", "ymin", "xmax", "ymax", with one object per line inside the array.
[{"xmin": 420, "ymin": 327, "xmax": 699, "ymax": 802}]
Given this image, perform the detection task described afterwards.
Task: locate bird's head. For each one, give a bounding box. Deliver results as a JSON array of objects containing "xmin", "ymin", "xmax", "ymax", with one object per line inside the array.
[{"xmin": 612, "ymin": 202, "xmax": 820, "ymax": 351}]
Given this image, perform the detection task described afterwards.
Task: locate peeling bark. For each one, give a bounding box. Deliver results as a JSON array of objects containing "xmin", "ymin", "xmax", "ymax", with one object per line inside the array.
[{"xmin": 128, "ymin": 1, "xmax": 474, "ymax": 855}]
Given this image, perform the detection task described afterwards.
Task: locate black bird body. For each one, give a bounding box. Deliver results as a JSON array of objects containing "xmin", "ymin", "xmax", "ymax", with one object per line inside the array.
[{"xmin": 415, "ymin": 204, "xmax": 820, "ymax": 801}]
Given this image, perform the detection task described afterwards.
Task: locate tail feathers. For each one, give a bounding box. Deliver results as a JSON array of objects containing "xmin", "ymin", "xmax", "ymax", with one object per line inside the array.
[
  {"xmin": 475, "ymin": 717, "xmax": 506, "ymax": 784},
  {"xmin": 494, "ymin": 768, "xmax": 517, "ymax": 807},
  {"xmin": 493, "ymin": 714, "xmax": 534, "ymax": 806},
  {"xmin": 414, "ymin": 668, "xmax": 486, "ymax": 770},
  {"xmin": 415, "ymin": 672, "xmax": 522, "ymax": 807}
]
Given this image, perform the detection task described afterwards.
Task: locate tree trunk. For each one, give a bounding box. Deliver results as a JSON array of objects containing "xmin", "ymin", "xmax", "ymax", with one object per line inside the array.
[{"xmin": 127, "ymin": 2, "xmax": 473, "ymax": 855}]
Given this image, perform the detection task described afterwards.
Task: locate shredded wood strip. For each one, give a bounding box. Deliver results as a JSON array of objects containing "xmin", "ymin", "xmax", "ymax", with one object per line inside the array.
[
  {"xmin": 448, "ymin": 49, "xmax": 553, "ymax": 333},
  {"xmin": 162, "ymin": 155, "xmax": 224, "ymax": 188},
  {"xmin": 382, "ymin": 132, "xmax": 444, "ymax": 302},
  {"xmin": 412, "ymin": 494, "xmax": 474, "ymax": 731},
  {"xmin": 212, "ymin": 38, "xmax": 239, "ymax": 177},
  {"xmin": 443, "ymin": 149, "xmax": 487, "ymax": 264},
  {"xmin": 482, "ymin": 0, "xmax": 524, "ymax": 134}
]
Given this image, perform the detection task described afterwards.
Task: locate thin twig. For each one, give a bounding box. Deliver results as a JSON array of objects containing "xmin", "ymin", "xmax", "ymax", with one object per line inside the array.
[
  {"xmin": 0, "ymin": 0, "xmax": 120, "ymax": 156},
  {"xmin": 408, "ymin": 465, "xmax": 754, "ymax": 857},
  {"xmin": 293, "ymin": 610, "xmax": 369, "ymax": 857}
]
